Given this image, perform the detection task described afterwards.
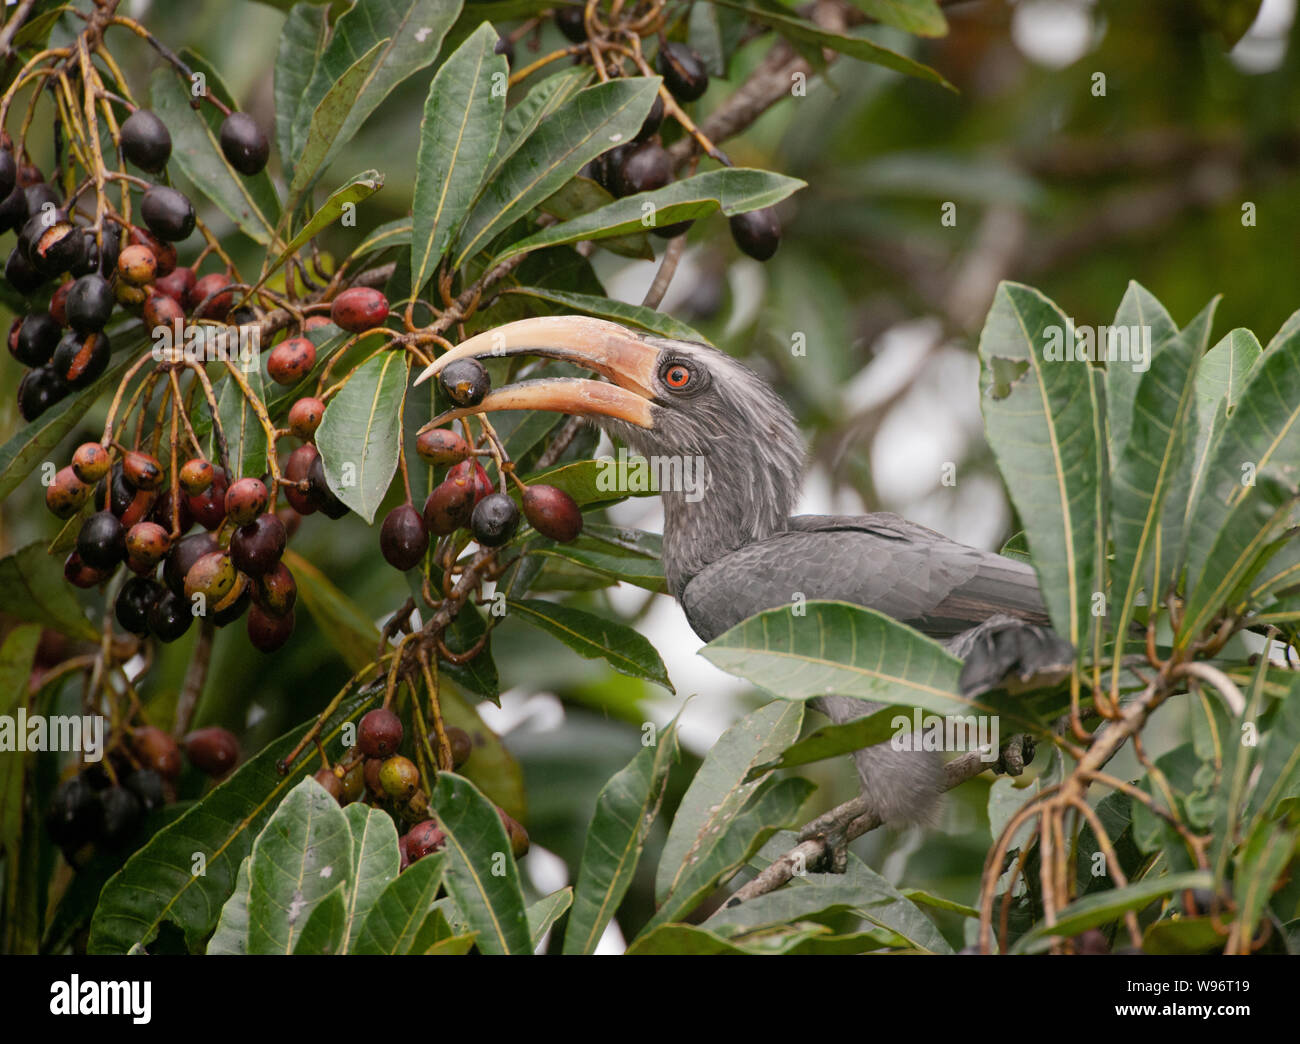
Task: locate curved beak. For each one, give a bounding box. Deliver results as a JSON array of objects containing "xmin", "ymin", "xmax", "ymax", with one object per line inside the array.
[{"xmin": 413, "ymin": 316, "xmax": 660, "ymax": 432}]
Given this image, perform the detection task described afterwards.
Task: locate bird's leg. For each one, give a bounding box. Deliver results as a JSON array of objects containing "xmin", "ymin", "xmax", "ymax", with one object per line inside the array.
[
  {"xmin": 796, "ymin": 794, "xmax": 874, "ymax": 873},
  {"xmin": 994, "ymin": 733, "xmax": 1036, "ymax": 777}
]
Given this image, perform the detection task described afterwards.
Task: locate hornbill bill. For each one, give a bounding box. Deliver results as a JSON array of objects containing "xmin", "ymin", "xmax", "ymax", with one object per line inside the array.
[{"xmin": 416, "ymin": 316, "xmax": 1073, "ymax": 826}]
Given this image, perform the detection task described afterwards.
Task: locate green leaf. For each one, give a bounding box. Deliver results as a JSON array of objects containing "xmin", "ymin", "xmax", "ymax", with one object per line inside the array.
[
  {"xmin": 538, "ymin": 177, "xmax": 653, "ymax": 260},
  {"xmin": 0, "ymin": 331, "xmax": 145, "ymax": 501},
  {"xmin": 206, "ymin": 857, "xmax": 251, "ymax": 955},
  {"xmin": 644, "ymin": 776, "xmax": 815, "ymax": 932},
  {"xmin": 1107, "ymin": 281, "xmax": 1179, "ymax": 465},
  {"xmin": 252, "ymin": 171, "xmax": 385, "ymax": 301},
  {"xmin": 525, "ymin": 523, "xmax": 665, "ymax": 593},
  {"xmin": 353, "ymin": 852, "xmax": 447, "ymax": 954},
  {"xmin": 275, "ymin": 3, "xmax": 330, "ymax": 165},
  {"xmin": 520, "ymin": 457, "xmax": 659, "ymax": 508},
  {"xmin": 316, "ymin": 349, "xmax": 410, "ymax": 523},
  {"xmin": 289, "ymin": 39, "xmax": 389, "ymax": 202},
  {"xmin": 626, "ymin": 922, "xmax": 830, "ymax": 954},
  {"xmin": 528, "ymin": 887, "xmax": 573, "ymax": 950},
  {"xmin": 978, "ymin": 282, "xmax": 1106, "ymax": 661},
  {"xmin": 247, "ymin": 777, "xmax": 354, "ymax": 954},
  {"xmin": 507, "ymin": 598, "xmax": 673, "ymax": 690},
  {"xmin": 1180, "ymin": 330, "xmax": 1300, "ymax": 643},
  {"xmin": 656, "ymin": 701, "xmax": 803, "ymax": 904},
  {"xmin": 88, "ymin": 694, "xmax": 375, "ymax": 954},
  {"xmin": 150, "ymin": 56, "xmax": 281, "ymax": 245},
  {"xmin": 292, "ymin": 0, "xmax": 463, "ymax": 179},
  {"xmin": 495, "ymin": 168, "xmax": 806, "ymax": 264},
  {"xmin": 848, "ymin": 0, "xmax": 947, "ymax": 36},
  {"xmin": 506, "ymin": 286, "xmax": 708, "ymax": 343},
  {"xmin": 1013, "ymin": 872, "xmax": 1214, "ymax": 953},
  {"xmin": 746, "ymin": 705, "xmax": 901, "ymax": 779},
  {"xmin": 709, "ymin": 0, "xmax": 953, "ymax": 87},
  {"xmin": 212, "ymin": 361, "xmax": 267, "ymax": 480},
  {"xmin": 563, "ymin": 719, "xmax": 681, "ymax": 954},
  {"xmin": 431, "ymin": 773, "xmax": 532, "ymax": 955},
  {"xmin": 1108, "ymin": 300, "xmax": 1215, "ymax": 664},
  {"xmin": 411, "ymin": 23, "xmax": 508, "ymax": 297},
  {"xmin": 454, "ymin": 77, "xmax": 661, "ymax": 268},
  {"xmin": 291, "ymin": 885, "xmax": 349, "ymax": 955},
  {"xmin": 0, "ymin": 544, "xmax": 97, "ymax": 641},
  {"xmin": 492, "ymin": 66, "xmax": 592, "ymax": 180},
  {"xmin": 342, "ymin": 803, "xmax": 401, "ymax": 952},
  {"xmin": 0, "ymin": 625, "xmax": 41, "ymax": 888}
]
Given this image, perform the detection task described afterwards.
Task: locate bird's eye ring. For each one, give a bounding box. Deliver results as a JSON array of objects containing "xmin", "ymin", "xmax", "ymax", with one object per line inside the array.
[{"xmin": 663, "ymin": 362, "xmax": 692, "ymax": 389}]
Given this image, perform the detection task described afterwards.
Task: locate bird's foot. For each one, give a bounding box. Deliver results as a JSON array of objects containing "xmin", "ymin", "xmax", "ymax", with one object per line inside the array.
[
  {"xmin": 796, "ymin": 794, "xmax": 872, "ymax": 873},
  {"xmin": 993, "ymin": 733, "xmax": 1036, "ymax": 776}
]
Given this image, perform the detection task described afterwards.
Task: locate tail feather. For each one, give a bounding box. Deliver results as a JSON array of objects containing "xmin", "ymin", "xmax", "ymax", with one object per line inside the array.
[{"xmin": 947, "ymin": 614, "xmax": 1074, "ymax": 698}]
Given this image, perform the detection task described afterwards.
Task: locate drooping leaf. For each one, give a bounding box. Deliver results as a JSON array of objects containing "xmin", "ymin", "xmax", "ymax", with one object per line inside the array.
[
  {"xmin": 656, "ymin": 701, "xmax": 803, "ymax": 905},
  {"xmin": 410, "ymin": 23, "xmax": 508, "ymax": 297},
  {"xmin": 507, "ymin": 598, "xmax": 673, "ymax": 690},
  {"xmin": 0, "ymin": 544, "xmax": 97, "ymax": 641},
  {"xmin": 494, "ymin": 168, "xmax": 806, "ymax": 264},
  {"xmin": 848, "ymin": 0, "xmax": 947, "ymax": 36},
  {"xmin": 454, "ymin": 77, "xmax": 661, "ymax": 268},
  {"xmin": 506, "ymin": 286, "xmax": 708, "ymax": 343},
  {"xmin": 431, "ymin": 773, "xmax": 532, "ymax": 955},
  {"xmin": 316, "ymin": 349, "xmax": 410, "ymax": 523},
  {"xmin": 528, "ymin": 887, "xmax": 573, "ymax": 949},
  {"xmin": 88, "ymin": 694, "xmax": 375, "ymax": 954},
  {"xmin": 275, "ymin": 3, "xmax": 330, "ymax": 165},
  {"xmin": 353, "ymin": 852, "xmax": 447, "ymax": 955},
  {"xmin": 564, "ymin": 719, "xmax": 680, "ymax": 954},
  {"xmin": 978, "ymin": 282, "xmax": 1106, "ymax": 663},
  {"xmin": 150, "ymin": 56, "xmax": 281, "ymax": 245}
]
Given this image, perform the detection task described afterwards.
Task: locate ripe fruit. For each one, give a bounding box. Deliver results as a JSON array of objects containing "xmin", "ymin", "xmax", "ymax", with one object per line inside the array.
[
  {"xmin": 439, "ymin": 357, "xmax": 490, "ymax": 407},
  {"xmin": 449, "ymin": 458, "xmax": 492, "ymax": 504},
  {"xmin": 185, "ymin": 551, "xmax": 237, "ymax": 604},
  {"xmin": 9, "ymin": 312, "xmax": 60, "ymax": 366},
  {"xmin": 495, "ymin": 32, "xmax": 514, "ymax": 65},
  {"xmin": 164, "ymin": 532, "xmax": 219, "ymax": 596},
  {"xmin": 66, "ymin": 274, "xmax": 115, "ymax": 332},
  {"xmin": 212, "ymin": 573, "xmax": 252, "ymax": 626},
  {"xmin": 45, "ymin": 466, "xmax": 92, "ymax": 519},
  {"xmin": 48, "ymin": 283, "xmax": 73, "ymax": 328},
  {"xmin": 77, "ymin": 511, "xmax": 126, "ymax": 570},
  {"xmin": 378, "ymin": 755, "xmax": 419, "ymax": 801},
  {"xmin": 254, "ymin": 561, "xmax": 297, "ymax": 617},
  {"xmin": 339, "ymin": 761, "xmax": 365, "ymax": 804},
  {"xmin": 64, "ymin": 551, "xmax": 109, "ymax": 588},
  {"xmin": 380, "ymin": 504, "xmax": 429, "ymax": 571},
  {"xmin": 6, "ymin": 244, "xmax": 46, "ymax": 293},
  {"xmin": 133, "ymin": 726, "xmax": 183, "ymax": 780},
  {"xmin": 416, "ymin": 428, "xmax": 471, "ymax": 466},
  {"xmin": 635, "ymin": 94, "xmax": 665, "ymax": 143},
  {"xmin": 115, "ymin": 576, "xmax": 162, "ymax": 636},
  {"xmin": 330, "ymin": 287, "xmax": 388, "ymax": 332},
  {"xmin": 555, "ymin": 6, "xmax": 586, "ymax": 42},
  {"xmin": 123, "ymin": 450, "xmax": 164, "ymax": 490},
  {"xmin": 363, "ymin": 758, "xmax": 384, "ymax": 798},
  {"xmin": 609, "ymin": 141, "xmax": 671, "ymax": 197},
  {"xmin": 120, "ymin": 109, "xmax": 172, "ymax": 172},
  {"xmin": 404, "ymin": 819, "xmax": 446, "ymax": 862},
  {"xmin": 46, "ymin": 777, "xmax": 102, "ymax": 849},
  {"xmin": 283, "ymin": 444, "xmax": 319, "ymax": 515},
  {"xmin": 497, "ymin": 807, "xmax": 530, "ymax": 858},
  {"xmin": 115, "ymin": 280, "xmax": 148, "ymax": 308},
  {"xmin": 93, "ymin": 223, "xmax": 121, "ymax": 279},
  {"xmin": 447, "ymin": 726, "xmax": 473, "ymax": 768},
  {"xmin": 178, "ymin": 458, "xmax": 214, "ymax": 496},
  {"xmin": 153, "ymin": 265, "xmax": 195, "ymax": 304},
  {"xmin": 306, "ymin": 452, "xmax": 348, "ymax": 519},
  {"xmin": 148, "ymin": 588, "xmax": 193, "ymax": 642},
  {"xmin": 129, "ymin": 227, "xmax": 176, "ymax": 277},
  {"xmin": 651, "ymin": 219, "xmax": 693, "ymax": 239},
  {"xmin": 288, "ymin": 396, "xmax": 324, "ymax": 439},
  {"xmin": 125, "ymin": 521, "xmax": 171, "ymax": 570},
  {"xmin": 230, "ymin": 513, "xmax": 286, "ymax": 576},
  {"xmin": 18, "ymin": 366, "xmax": 69, "ymax": 421},
  {"xmin": 0, "ymin": 149, "xmax": 14, "ymax": 199},
  {"xmin": 186, "ymin": 466, "xmax": 229, "ymax": 530},
  {"xmin": 141, "ymin": 185, "xmax": 196, "ymax": 241},
  {"xmin": 124, "ymin": 769, "xmax": 166, "ymax": 812},
  {"xmin": 142, "ymin": 291, "xmax": 184, "ymax": 330},
  {"xmin": 247, "ymin": 604, "xmax": 294, "ymax": 652},
  {"xmin": 313, "ymin": 767, "xmax": 344, "ymax": 802},
  {"xmin": 117, "ymin": 243, "xmax": 157, "ymax": 286},
  {"xmin": 188, "ymin": 273, "xmax": 234, "ymax": 319},
  {"xmin": 267, "ymin": 336, "xmax": 316, "ymax": 385},
  {"xmin": 359, "ymin": 709, "xmax": 404, "ymax": 759},
  {"xmin": 423, "ymin": 475, "xmax": 475, "ymax": 535},
  {"xmin": 729, "ymin": 207, "xmax": 781, "ymax": 261},
  {"xmin": 72, "ymin": 442, "xmax": 111, "ymax": 483},
  {"xmin": 29, "ymin": 218, "xmax": 85, "ymax": 277},
  {"xmin": 224, "ymin": 476, "xmax": 268, "ymax": 526},
  {"xmin": 99, "ymin": 786, "xmax": 144, "ymax": 848},
  {"xmin": 470, "ymin": 492, "xmax": 520, "ymax": 547},
  {"xmin": 219, "ymin": 112, "xmax": 270, "ymax": 176},
  {"xmin": 657, "ymin": 42, "xmax": 709, "ymax": 102},
  {"xmin": 51, "ymin": 330, "xmax": 111, "ymax": 388},
  {"xmin": 183, "ymin": 727, "xmax": 241, "ymax": 778}
]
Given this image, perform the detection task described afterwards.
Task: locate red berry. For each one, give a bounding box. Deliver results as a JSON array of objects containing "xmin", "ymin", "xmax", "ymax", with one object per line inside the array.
[
  {"xmin": 358, "ymin": 708, "xmax": 403, "ymax": 759},
  {"xmin": 404, "ymin": 819, "xmax": 446, "ymax": 862},
  {"xmin": 229, "ymin": 513, "xmax": 286, "ymax": 577},
  {"xmin": 267, "ymin": 337, "xmax": 316, "ymax": 386},
  {"xmin": 187, "ymin": 272, "xmax": 234, "ymax": 319},
  {"xmin": 522, "ymin": 484, "xmax": 583, "ymax": 542},
  {"xmin": 283, "ymin": 444, "xmax": 318, "ymax": 515},
  {"xmin": 416, "ymin": 428, "xmax": 471, "ymax": 466},
  {"xmin": 224, "ymin": 476, "xmax": 268, "ymax": 527},
  {"xmin": 330, "ymin": 287, "xmax": 388, "ymax": 332},
  {"xmin": 247, "ymin": 604, "xmax": 294, "ymax": 652},
  {"xmin": 133, "ymin": 725, "xmax": 182, "ymax": 780},
  {"xmin": 287, "ymin": 396, "xmax": 324, "ymax": 439},
  {"xmin": 183, "ymin": 727, "xmax": 241, "ymax": 778},
  {"xmin": 379, "ymin": 504, "xmax": 428, "ymax": 571}
]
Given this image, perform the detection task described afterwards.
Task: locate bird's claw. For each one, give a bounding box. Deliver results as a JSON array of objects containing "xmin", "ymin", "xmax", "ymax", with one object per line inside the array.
[
  {"xmin": 994, "ymin": 733, "xmax": 1036, "ymax": 776},
  {"xmin": 796, "ymin": 794, "xmax": 872, "ymax": 873}
]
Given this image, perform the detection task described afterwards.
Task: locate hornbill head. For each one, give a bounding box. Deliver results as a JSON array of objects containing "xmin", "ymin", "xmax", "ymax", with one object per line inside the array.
[{"xmin": 414, "ymin": 316, "xmax": 805, "ymax": 595}]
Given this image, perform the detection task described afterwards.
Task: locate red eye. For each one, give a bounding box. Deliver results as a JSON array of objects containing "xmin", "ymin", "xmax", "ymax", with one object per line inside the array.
[{"xmin": 664, "ymin": 364, "xmax": 691, "ymax": 388}]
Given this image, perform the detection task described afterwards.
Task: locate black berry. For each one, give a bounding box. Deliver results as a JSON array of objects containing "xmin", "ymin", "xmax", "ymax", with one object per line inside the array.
[
  {"xmin": 470, "ymin": 492, "xmax": 520, "ymax": 547},
  {"xmin": 140, "ymin": 185, "xmax": 196, "ymax": 242},
  {"xmin": 440, "ymin": 357, "xmax": 490, "ymax": 407},
  {"xmin": 120, "ymin": 109, "xmax": 172, "ymax": 172},
  {"xmin": 218, "ymin": 112, "xmax": 269, "ymax": 176}
]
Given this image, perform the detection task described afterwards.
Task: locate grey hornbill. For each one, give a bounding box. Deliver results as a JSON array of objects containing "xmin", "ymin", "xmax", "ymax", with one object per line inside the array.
[{"xmin": 415, "ymin": 316, "xmax": 1073, "ymax": 828}]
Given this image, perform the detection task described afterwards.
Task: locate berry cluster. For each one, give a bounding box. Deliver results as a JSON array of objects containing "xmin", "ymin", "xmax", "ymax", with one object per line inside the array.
[
  {"xmin": 311, "ymin": 707, "xmax": 528, "ymax": 870},
  {"xmin": 45, "ymin": 725, "xmax": 240, "ymax": 862}
]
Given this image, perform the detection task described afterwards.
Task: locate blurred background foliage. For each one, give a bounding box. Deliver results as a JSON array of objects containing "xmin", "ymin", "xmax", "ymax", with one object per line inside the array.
[{"xmin": 2, "ymin": 0, "xmax": 1292, "ymax": 949}]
